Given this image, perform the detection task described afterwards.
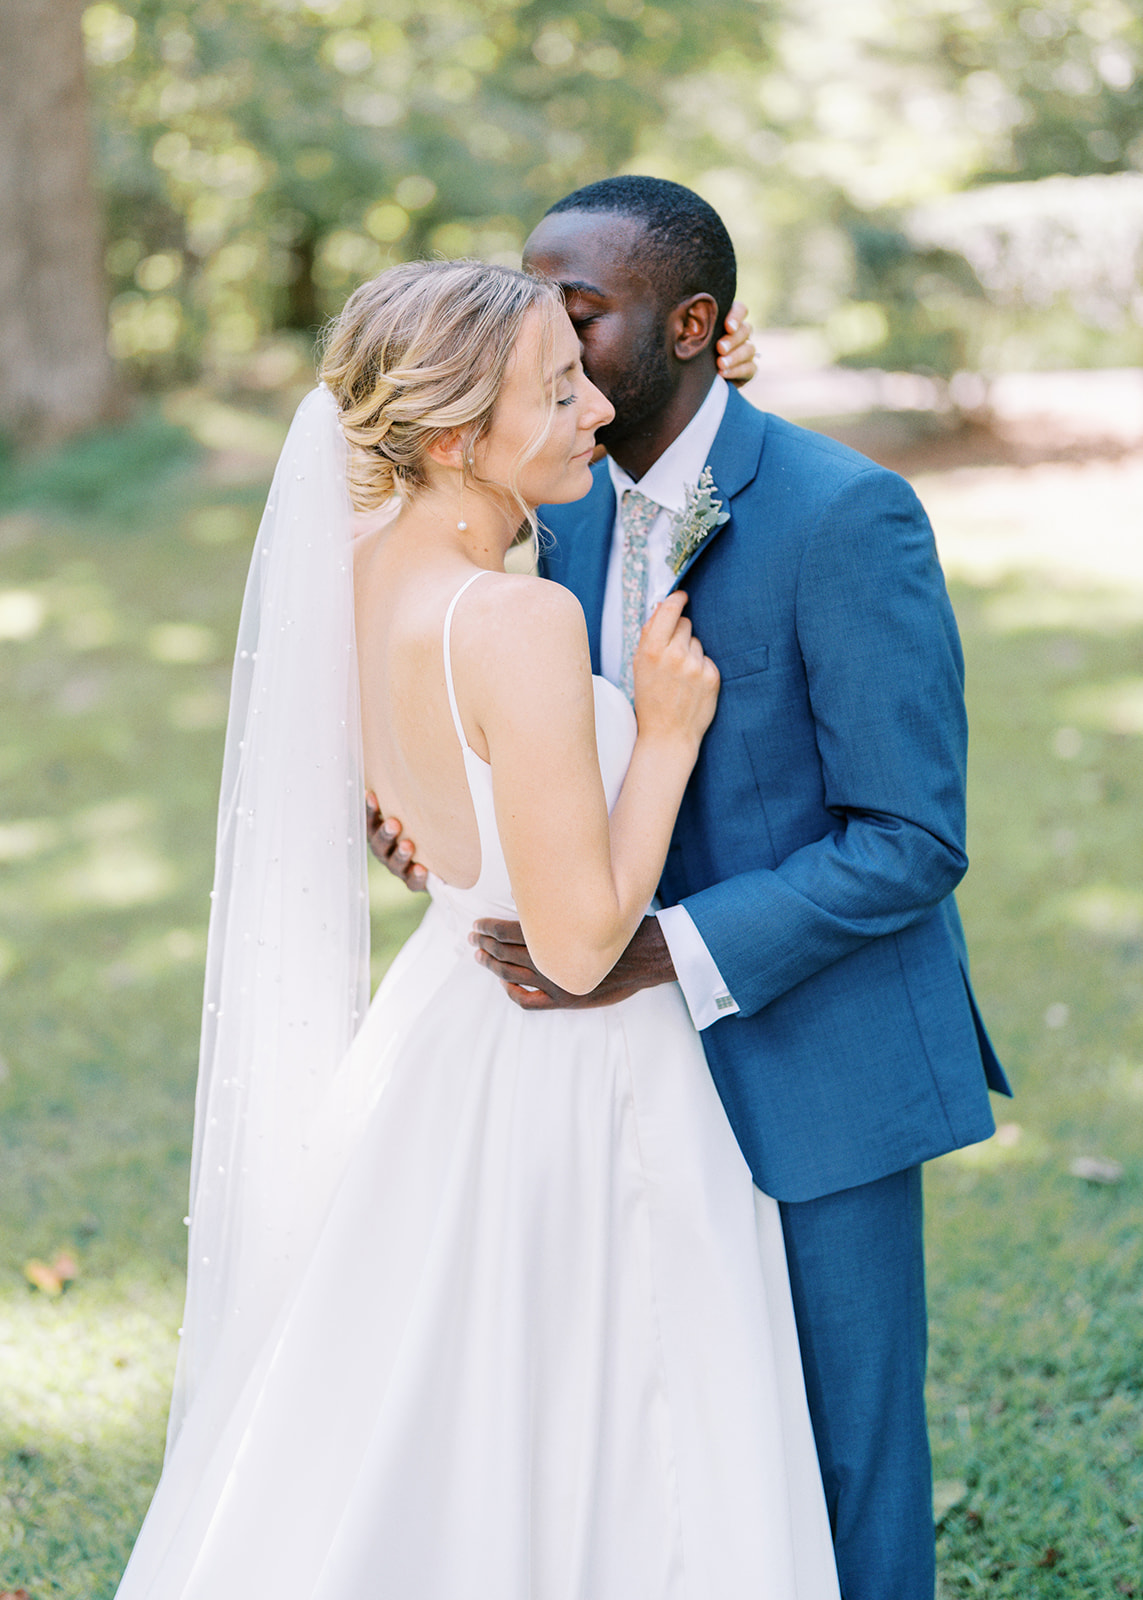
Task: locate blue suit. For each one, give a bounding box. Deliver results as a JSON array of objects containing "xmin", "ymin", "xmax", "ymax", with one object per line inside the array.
[{"xmin": 541, "ymin": 387, "xmax": 1010, "ymax": 1597}]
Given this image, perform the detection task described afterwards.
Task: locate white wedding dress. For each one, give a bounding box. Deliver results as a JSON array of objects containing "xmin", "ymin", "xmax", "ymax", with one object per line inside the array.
[{"xmin": 117, "ymin": 572, "xmax": 839, "ymax": 1599}]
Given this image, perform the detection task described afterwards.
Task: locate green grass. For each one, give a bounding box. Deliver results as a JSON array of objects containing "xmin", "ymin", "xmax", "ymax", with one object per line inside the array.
[
  {"xmin": 926, "ymin": 577, "xmax": 1143, "ymax": 1594},
  {"xmin": 1, "ymin": 414, "xmax": 1141, "ymax": 1595}
]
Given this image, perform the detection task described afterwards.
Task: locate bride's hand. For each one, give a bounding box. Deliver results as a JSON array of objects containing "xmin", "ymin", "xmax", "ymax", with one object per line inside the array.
[
  {"xmin": 632, "ymin": 592, "xmax": 719, "ymax": 752},
  {"xmin": 717, "ymin": 301, "xmax": 757, "ymax": 388}
]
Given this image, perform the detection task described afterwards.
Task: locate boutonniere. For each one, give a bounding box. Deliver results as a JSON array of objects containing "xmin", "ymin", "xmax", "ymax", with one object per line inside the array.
[{"xmin": 667, "ymin": 467, "xmax": 729, "ymax": 576}]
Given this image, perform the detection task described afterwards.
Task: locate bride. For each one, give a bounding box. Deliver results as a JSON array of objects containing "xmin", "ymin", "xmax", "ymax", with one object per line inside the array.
[{"xmin": 115, "ymin": 259, "xmax": 839, "ymax": 1597}]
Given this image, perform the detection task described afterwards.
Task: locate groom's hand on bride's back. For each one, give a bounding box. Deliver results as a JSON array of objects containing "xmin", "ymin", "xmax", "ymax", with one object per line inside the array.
[
  {"xmin": 470, "ymin": 916, "xmax": 676, "ymax": 1010},
  {"xmin": 365, "ymin": 790, "xmax": 429, "ymax": 892}
]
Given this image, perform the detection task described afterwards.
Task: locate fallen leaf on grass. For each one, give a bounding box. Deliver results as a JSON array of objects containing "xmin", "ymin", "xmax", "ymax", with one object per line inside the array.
[
  {"xmin": 1036, "ymin": 1546, "xmax": 1062, "ymax": 1568},
  {"xmin": 23, "ymin": 1260, "xmax": 61, "ymax": 1296},
  {"xmin": 23, "ymin": 1251, "xmax": 79, "ymax": 1296}
]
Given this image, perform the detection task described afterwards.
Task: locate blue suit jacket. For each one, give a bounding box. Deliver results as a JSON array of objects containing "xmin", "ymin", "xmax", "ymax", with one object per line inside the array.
[{"xmin": 540, "ymin": 387, "xmax": 1010, "ymax": 1203}]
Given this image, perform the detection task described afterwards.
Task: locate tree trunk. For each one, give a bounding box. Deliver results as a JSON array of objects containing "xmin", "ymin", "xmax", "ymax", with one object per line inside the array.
[
  {"xmin": 285, "ymin": 228, "xmax": 321, "ymax": 335},
  {"xmin": 0, "ymin": 0, "xmax": 121, "ymax": 448}
]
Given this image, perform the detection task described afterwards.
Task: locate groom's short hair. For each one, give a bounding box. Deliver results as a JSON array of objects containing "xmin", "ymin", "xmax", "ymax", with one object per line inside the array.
[{"xmin": 543, "ymin": 176, "xmax": 737, "ymax": 328}]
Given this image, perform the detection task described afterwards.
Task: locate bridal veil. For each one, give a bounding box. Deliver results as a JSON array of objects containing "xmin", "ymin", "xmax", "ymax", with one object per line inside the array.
[{"xmin": 168, "ymin": 386, "xmax": 370, "ymax": 1450}]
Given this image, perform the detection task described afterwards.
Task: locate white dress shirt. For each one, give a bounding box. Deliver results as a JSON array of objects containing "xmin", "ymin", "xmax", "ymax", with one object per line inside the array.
[{"xmin": 602, "ymin": 376, "xmax": 740, "ymax": 1031}]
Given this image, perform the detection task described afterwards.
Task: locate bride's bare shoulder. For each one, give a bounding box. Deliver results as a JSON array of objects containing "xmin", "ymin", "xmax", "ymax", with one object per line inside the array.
[
  {"xmin": 449, "ymin": 573, "xmax": 593, "ymax": 736},
  {"xmin": 460, "ymin": 572, "xmax": 590, "ymax": 672}
]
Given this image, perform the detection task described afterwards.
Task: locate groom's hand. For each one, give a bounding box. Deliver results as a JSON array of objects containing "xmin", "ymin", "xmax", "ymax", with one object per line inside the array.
[
  {"xmin": 365, "ymin": 791, "xmax": 429, "ymax": 893},
  {"xmin": 470, "ymin": 915, "xmax": 676, "ymax": 1010}
]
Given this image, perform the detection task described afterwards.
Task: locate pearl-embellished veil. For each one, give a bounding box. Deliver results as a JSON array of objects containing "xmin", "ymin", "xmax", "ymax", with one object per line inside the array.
[{"xmin": 166, "ymin": 385, "xmax": 370, "ymax": 1451}]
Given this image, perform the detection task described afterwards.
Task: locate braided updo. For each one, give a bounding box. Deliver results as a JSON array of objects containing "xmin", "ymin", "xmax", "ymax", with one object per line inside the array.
[{"xmin": 320, "ymin": 258, "xmax": 564, "ymax": 514}]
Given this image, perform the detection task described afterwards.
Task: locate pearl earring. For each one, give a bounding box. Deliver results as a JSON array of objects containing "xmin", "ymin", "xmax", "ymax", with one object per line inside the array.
[{"xmin": 457, "ymin": 448, "xmax": 474, "ymax": 530}]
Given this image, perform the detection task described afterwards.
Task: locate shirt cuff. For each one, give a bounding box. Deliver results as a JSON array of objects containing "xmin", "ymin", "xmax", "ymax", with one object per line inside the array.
[{"xmin": 656, "ymin": 904, "xmax": 740, "ymax": 1031}]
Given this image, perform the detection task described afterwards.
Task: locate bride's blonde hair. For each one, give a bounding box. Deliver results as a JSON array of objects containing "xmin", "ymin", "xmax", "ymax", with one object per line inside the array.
[{"xmin": 320, "ymin": 259, "xmax": 564, "ymax": 527}]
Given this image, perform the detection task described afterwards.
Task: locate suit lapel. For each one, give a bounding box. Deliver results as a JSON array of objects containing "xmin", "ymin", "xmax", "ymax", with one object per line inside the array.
[
  {"xmin": 667, "ymin": 388, "xmax": 769, "ymax": 591},
  {"xmin": 542, "ymin": 464, "xmax": 614, "ymax": 674}
]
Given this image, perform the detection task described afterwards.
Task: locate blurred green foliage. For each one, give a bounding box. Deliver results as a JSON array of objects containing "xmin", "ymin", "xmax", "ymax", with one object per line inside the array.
[
  {"xmin": 648, "ymin": 0, "xmax": 1143, "ymax": 378},
  {"xmin": 83, "ymin": 0, "xmax": 775, "ymax": 378},
  {"xmin": 82, "ymin": 0, "xmax": 1143, "ymax": 386},
  {"xmin": 0, "ymin": 407, "xmax": 200, "ymax": 522}
]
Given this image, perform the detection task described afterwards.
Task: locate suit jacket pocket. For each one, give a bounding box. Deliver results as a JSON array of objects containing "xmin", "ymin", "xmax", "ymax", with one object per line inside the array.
[{"xmin": 717, "ymin": 643, "xmax": 769, "ymax": 680}]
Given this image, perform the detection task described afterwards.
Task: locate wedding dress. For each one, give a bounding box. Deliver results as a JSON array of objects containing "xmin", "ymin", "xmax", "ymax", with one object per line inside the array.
[{"xmin": 115, "ymin": 397, "xmax": 839, "ymax": 1599}]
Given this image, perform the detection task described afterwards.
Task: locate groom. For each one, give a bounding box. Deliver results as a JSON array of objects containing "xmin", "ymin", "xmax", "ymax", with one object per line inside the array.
[
  {"xmin": 374, "ymin": 177, "xmax": 1009, "ymax": 1597},
  {"xmin": 476, "ymin": 177, "xmax": 1008, "ymax": 1600}
]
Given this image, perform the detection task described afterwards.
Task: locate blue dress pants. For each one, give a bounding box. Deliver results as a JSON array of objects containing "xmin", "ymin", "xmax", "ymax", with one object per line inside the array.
[{"xmin": 779, "ymin": 1165, "xmax": 934, "ymax": 1600}]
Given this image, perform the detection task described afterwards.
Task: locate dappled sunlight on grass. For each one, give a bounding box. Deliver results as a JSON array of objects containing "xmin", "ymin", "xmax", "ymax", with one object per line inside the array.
[
  {"xmin": 981, "ymin": 581, "xmax": 1143, "ymax": 635},
  {"xmin": 0, "ymin": 1284, "xmax": 179, "ymax": 1448},
  {"xmin": 0, "ymin": 819, "xmax": 62, "ymax": 862},
  {"xmin": 942, "ymin": 1120, "xmax": 1052, "ymax": 1169},
  {"xmin": 909, "ymin": 444, "xmax": 1143, "ymax": 1589},
  {"xmin": 167, "ymin": 686, "xmax": 229, "ymax": 731},
  {"xmin": 927, "ymin": 1153, "xmax": 1143, "ymax": 1594},
  {"xmin": 0, "ymin": 1287, "xmax": 176, "ymax": 1596},
  {"xmin": 50, "ymin": 569, "xmax": 123, "ymax": 651},
  {"xmin": 146, "ymin": 621, "xmax": 220, "ymax": 664},
  {"xmin": 163, "ymin": 388, "xmax": 289, "ymax": 461},
  {"xmin": 1046, "ymin": 883, "xmax": 1143, "ymax": 941},
  {"xmin": 102, "ymin": 926, "xmax": 206, "ymax": 992},
  {"xmin": 49, "ymin": 837, "xmax": 179, "ymax": 914},
  {"xmin": 924, "ymin": 453, "xmax": 1143, "ymax": 602},
  {"xmin": 1096, "ymin": 1056, "xmax": 1143, "ymax": 1107},
  {"xmin": 1063, "ymin": 675, "xmax": 1143, "ymax": 735},
  {"xmin": 0, "ymin": 797, "xmax": 181, "ymax": 920},
  {"xmin": 0, "ymin": 589, "xmax": 47, "ymax": 641}
]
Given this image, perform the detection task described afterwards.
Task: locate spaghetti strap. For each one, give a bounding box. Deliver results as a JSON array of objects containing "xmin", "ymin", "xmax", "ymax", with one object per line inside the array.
[{"xmin": 442, "ymin": 569, "xmax": 490, "ymax": 755}]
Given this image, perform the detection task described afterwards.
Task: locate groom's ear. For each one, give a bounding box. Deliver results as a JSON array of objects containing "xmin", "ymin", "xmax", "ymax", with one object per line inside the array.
[{"xmin": 669, "ymin": 293, "xmax": 719, "ymax": 363}]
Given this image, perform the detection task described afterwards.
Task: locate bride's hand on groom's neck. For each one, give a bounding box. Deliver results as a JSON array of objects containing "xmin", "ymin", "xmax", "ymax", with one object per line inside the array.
[
  {"xmin": 366, "ymin": 791, "xmax": 429, "ymax": 892},
  {"xmin": 717, "ymin": 301, "xmax": 756, "ymax": 388},
  {"xmin": 469, "ymin": 915, "xmax": 676, "ymax": 1010}
]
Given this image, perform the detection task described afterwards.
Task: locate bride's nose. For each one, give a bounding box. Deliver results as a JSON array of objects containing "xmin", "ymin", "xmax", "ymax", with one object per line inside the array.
[{"xmin": 585, "ymin": 381, "xmax": 615, "ymax": 432}]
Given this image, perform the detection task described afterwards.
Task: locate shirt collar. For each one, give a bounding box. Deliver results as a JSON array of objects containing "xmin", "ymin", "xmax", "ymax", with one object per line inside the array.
[{"xmin": 606, "ymin": 375, "xmax": 729, "ymax": 515}]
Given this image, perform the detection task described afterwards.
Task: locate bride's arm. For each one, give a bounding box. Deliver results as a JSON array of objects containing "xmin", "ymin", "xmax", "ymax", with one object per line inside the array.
[{"xmin": 469, "ymin": 580, "xmax": 717, "ymax": 996}]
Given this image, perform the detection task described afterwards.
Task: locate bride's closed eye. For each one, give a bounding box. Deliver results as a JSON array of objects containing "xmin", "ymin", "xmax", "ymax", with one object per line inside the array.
[{"xmin": 557, "ymin": 393, "xmax": 577, "ymax": 408}]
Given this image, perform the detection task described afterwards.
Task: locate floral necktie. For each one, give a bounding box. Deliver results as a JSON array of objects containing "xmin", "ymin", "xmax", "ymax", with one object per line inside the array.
[{"xmin": 619, "ymin": 489, "xmax": 661, "ymax": 704}]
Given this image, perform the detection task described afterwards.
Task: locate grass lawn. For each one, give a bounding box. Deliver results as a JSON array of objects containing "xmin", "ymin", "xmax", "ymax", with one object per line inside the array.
[{"xmin": 1, "ymin": 398, "xmax": 1140, "ymax": 1595}]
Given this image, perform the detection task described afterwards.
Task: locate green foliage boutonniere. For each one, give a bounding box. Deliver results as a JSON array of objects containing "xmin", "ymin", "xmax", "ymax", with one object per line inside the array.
[{"xmin": 667, "ymin": 467, "xmax": 729, "ymax": 576}]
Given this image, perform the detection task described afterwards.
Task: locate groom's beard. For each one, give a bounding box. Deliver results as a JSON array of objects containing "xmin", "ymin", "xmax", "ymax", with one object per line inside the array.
[{"xmin": 592, "ymin": 332, "xmax": 674, "ymax": 456}]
